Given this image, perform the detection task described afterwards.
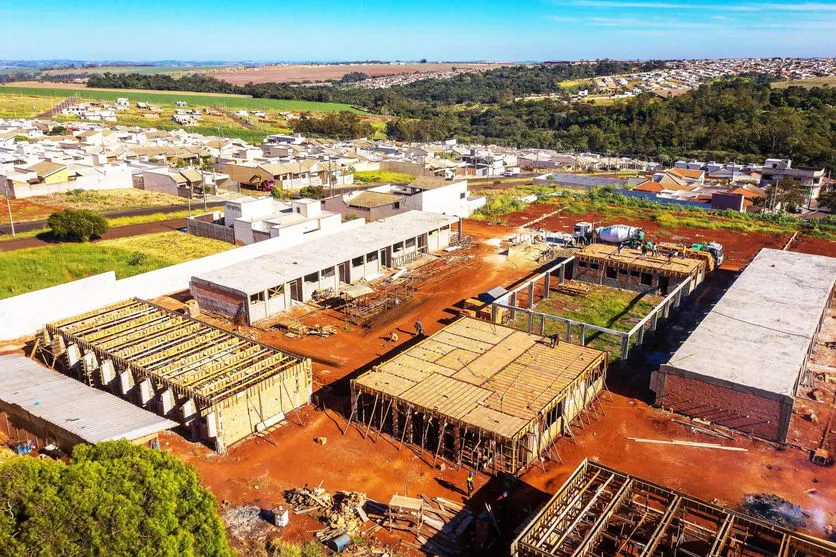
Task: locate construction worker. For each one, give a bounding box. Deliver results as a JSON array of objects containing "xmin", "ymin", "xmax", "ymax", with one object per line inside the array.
[
  {"xmin": 496, "ymin": 490, "xmax": 509, "ymax": 521},
  {"xmin": 466, "ymin": 471, "xmax": 475, "ymax": 498},
  {"xmin": 389, "ymin": 331, "xmax": 399, "ymax": 343},
  {"xmin": 549, "ymin": 333, "xmax": 560, "ymax": 348},
  {"xmin": 414, "ymin": 318, "xmax": 424, "ymax": 337},
  {"xmin": 641, "ymin": 243, "xmax": 648, "ymax": 259}
]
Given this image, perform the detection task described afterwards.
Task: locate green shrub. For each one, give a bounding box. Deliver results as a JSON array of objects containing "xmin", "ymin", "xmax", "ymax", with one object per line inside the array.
[
  {"xmin": 128, "ymin": 252, "xmax": 148, "ymax": 266},
  {"xmin": 46, "ymin": 209, "xmax": 109, "ymax": 242}
]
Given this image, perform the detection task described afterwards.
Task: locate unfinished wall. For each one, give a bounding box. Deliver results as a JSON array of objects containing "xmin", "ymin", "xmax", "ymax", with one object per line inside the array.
[
  {"xmin": 652, "ymin": 369, "xmax": 792, "ymax": 442},
  {"xmin": 217, "ymin": 362, "xmax": 312, "ymax": 447},
  {"xmin": 190, "ymin": 280, "xmax": 246, "ymax": 321}
]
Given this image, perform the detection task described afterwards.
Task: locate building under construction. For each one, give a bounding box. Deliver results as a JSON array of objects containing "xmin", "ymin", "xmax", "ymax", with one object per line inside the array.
[
  {"xmin": 350, "ymin": 317, "xmax": 608, "ymax": 475},
  {"xmin": 512, "ymin": 459, "xmax": 836, "ymax": 557},
  {"xmin": 573, "ymin": 244, "xmax": 708, "ymax": 295},
  {"xmin": 38, "ymin": 298, "xmax": 312, "ymax": 453}
]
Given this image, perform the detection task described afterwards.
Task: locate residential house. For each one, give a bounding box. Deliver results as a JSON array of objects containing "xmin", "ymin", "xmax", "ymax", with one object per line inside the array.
[
  {"xmin": 760, "ymin": 158, "xmax": 825, "ymax": 205},
  {"xmin": 322, "ymin": 177, "xmax": 484, "ymax": 221}
]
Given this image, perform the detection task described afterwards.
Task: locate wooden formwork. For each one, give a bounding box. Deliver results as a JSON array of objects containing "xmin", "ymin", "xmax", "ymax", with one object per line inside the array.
[
  {"xmin": 512, "ymin": 460, "xmax": 836, "ymax": 557},
  {"xmin": 37, "ymin": 298, "xmax": 312, "ymax": 453},
  {"xmin": 350, "ymin": 317, "xmax": 608, "ymax": 475}
]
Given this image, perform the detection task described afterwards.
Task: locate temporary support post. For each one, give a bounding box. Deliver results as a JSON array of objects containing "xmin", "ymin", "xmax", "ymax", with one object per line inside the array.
[
  {"xmin": 433, "ymin": 420, "xmax": 448, "ymax": 466},
  {"xmin": 363, "ymin": 393, "xmax": 379, "ymax": 439}
]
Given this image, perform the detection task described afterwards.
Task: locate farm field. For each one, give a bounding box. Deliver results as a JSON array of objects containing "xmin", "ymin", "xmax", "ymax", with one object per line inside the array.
[
  {"xmin": 771, "ymin": 76, "xmax": 836, "ymax": 89},
  {"xmin": 0, "ymin": 84, "xmax": 362, "ymax": 112},
  {"xmin": 0, "ymin": 189, "xmax": 193, "ymax": 225},
  {"xmin": 209, "ymin": 62, "xmax": 511, "ymax": 84},
  {"xmin": 38, "ymin": 65, "xmax": 230, "ymax": 76},
  {"xmin": 0, "ymin": 231, "xmax": 231, "ymax": 299}
]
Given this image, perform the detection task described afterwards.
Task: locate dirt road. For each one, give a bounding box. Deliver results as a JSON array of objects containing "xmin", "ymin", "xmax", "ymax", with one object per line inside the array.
[{"xmin": 0, "ymin": 218, "xmax": 187, "ymax": 252}]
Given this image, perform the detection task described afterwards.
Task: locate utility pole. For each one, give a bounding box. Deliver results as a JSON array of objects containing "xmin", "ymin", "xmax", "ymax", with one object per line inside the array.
[{"xmin": 5, "ymin": 196, "xmax": 15, "ymax": 238}]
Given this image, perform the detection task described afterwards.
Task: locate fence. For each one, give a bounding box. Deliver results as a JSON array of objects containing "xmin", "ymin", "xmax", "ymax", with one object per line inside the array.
[
  {"xmin": 490, "ymin": 257, "xmax": 699, "ymax": 360},
  {"xmin": 186, "ymin": 213, "xmax": 235, "ymax": 244}
]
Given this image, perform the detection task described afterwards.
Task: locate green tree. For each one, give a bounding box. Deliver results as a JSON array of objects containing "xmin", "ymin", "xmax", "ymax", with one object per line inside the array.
[
  {"xmin": 47, "ymin": 209, "xmax": 109, "ymax": 241},
  {"xmin": 0, "ymin": 441, "xmax": 231, "ymax": 557},
  {"xmin": 299, "ymin": 185, "xmax": 328, "ymax": 199},
  {"xmin": 764, "ymin": 177, "xmax": 807, "ymax": 213},
  {"xmin": 816, "ymin": 190, "xmax": 836, "ymax": 211},
  {"xmin": 47, "ymin": 125, "xmax": 68, "ymax": 135}
]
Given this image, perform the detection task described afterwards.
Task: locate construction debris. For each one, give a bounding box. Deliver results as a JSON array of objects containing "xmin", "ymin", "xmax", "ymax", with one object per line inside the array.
[
  {"xmin": 742, "ymin": 494, "xmax": 806, "ymax": 528},
  {"xmin": 221, "ymin": 504, "xmax": 274, "ymax": 540},
  {"xmin": 673, "ymin": 419, "xmax": 735, "ymax": 440}
]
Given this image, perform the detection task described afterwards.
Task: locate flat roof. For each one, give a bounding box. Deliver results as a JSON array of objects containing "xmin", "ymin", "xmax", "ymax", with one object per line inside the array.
[
  {"xmin": 578, "ymin": 243, "xmax": 705, "ymax": 277},
  {"xmin": 662, "ymin": 249, "xmax": 836, "ymax": 398},
  {"xmin": 194, "ymin": 211, "xmax": 457, "ymax": 296},
  {"xmin": 0, "ymin": 354, "xmax": 176, "ymax": 444},
  {"xmin": 354, "ymin": 318, "xmax": 606, "ymax": 440}
]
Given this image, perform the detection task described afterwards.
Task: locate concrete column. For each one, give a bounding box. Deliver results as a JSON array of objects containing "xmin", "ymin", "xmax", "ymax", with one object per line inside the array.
[
  {"xmin": 528, "ymin": 282, "xmax": 535, "ymax": 309},
  {"xmin": 119, "ymin": 371, "xmax": 134, "ymax": 395},
  {"xmin": 138, "ymin": 379, "xmax": 154, "ymax": 406},
  {"xmin": 100, "ymin": 360, "xmax": 115, "ymax": 386},
  {"xmin": 65, "ymin": 344, "xmax": 81, "ymax": 368},
  {"xmin": 651, "ymin": 312, "xmax": 659, "ymax": 331},
  {"xmin": 160, "ymin": 389, "xmax": 175, "ymax": 415},
  {"xmin": 540, "ymin": 316, "xmax": 546, "ymax": 336},
  {"xmin": 637, "ymin": 325, "xmax": 645, "ymax": 347},
  {"xmin": 559, "ymin": 264, "xmax": 565, "ymax": 281},
  {"xmin": 565, "ymin": 322, "xmax": 572, "ymax": 342},
  {"xmin": 621, "ymin": 336, "xmax": 630, "ymax": 360},
  {"xmin": 491, "ymin": 304, "xmax": 499, "ymax": 323},
  {"xmin": 527, "ymin": 311, "xmax": 534, "ymax": 333},
  {"xmin": 674, "ymin": 289, "xmax": 683, "ymax": 308},
  {"xmin": 580, "ymin": 325, "xmax": 586, "ymax": 345},
  {"xmin": 543, "ymin": 272, "xmax": 551, "ymax": 299},
  {"xmin": 181, "ymin": 399, "xmax": 197, "ymax": 425}
]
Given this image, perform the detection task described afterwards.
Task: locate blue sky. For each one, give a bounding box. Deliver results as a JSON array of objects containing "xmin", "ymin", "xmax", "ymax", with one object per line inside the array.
[{"xmin": 2, "ymin": 0, "xmax": 835, "ymax": 61}]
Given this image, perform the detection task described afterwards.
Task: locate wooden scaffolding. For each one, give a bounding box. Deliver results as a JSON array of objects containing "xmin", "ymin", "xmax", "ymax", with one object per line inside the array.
[
  {"xmin": 36, "ymin": 298, "xmax": 312, "ymax": 453},
  {"xmin": 350, "ymin": 317, "xmax": 608, "ymax": 475},
  {"xmin": 512, "ymin": 460, "xmax": 836, "ymax": 557}
]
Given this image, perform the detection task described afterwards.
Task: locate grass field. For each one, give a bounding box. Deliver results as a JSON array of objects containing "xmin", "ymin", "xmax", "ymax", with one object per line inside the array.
[
  {"xmin": 0, "ymin": 231, "xmax": 232, "ymax": 299},
  {"xmin": 511, "ymin": 283, "xmax": 661, "ymax": 357},
  {"xmin": 353, "ymin": 170, "xmax": 418, "ymax": 184},
  {"xmin": 0, "ymin": 189, "xmax": 192, "ymax": 225},
  {"xmin": 0, "ymin": 85, "xmax": 362, "ymax": 113},
  {"xmin": 771, "ymin": 76, "xmax": 836, "ymax": 89}
]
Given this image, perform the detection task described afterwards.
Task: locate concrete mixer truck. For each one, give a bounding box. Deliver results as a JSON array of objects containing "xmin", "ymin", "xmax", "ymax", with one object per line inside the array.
[{"xmin": 573, "ymin": 222, "xmax": 645, "ymax": 247}]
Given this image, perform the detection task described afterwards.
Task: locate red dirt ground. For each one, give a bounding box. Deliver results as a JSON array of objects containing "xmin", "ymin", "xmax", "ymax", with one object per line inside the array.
[
  {"xmin": 165, "ymin": 214, "xmax": 836, "ymax": 551},
  {"xmin": 209, "ymin": 63, "xmax": 510, "ymax": 85}
]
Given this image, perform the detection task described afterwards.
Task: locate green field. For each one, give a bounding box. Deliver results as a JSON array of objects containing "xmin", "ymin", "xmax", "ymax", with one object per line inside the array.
[
  {"xmin": 511, "ymin": 283, "xmax": 661, "ymax": 358},
  {"xmin": 0, "ymin": 231, "xmax": 232, "ymax": 299},
  {"xmin": 354, "ymin": 170, "xmax": 418, "ymax": 184},
  {"xmin": 771, "ymin": 76, "xmax": 836, "ymax": 89},
  {"xmin": 0, "ymin": 85, "xmax": 362, "ymax": 113}
]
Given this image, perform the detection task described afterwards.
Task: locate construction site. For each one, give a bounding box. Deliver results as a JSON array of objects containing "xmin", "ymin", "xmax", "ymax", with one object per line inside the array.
[
  {"xmin": 512, "ymin": 459, "xmax": 836, "ymax": 557},
  {"xmin": 36, "ymin": 298, "xmax": 312, "ymax": 453},
  {"xmin": 1, "ymin": 202, "xmax": 836, "ymax": 555},
  {"xmin": 350, "ymin": 317, "xmax": 608, "ymax": 475}
]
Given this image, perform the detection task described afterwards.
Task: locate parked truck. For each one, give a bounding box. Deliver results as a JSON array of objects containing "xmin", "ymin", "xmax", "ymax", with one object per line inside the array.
[{"xmin": 573, "ymin": 222, "xmax": 645, "ymax": 247}]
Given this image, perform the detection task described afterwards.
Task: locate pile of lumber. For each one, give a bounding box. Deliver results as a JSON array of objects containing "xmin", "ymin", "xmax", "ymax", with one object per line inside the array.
[
  {"xmin": 286, "ymin": 487, "xmax": 370, "ymax": 540},
  {"xmin": 415, "ymin": 496, "xmax": 474, "ymax": 557},
  {"xmin": 285, "ymin": 486, "xmax": 333, "ymax": 513}
]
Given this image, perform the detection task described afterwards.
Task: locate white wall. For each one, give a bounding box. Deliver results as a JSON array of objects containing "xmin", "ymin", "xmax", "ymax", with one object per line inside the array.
[{"xmin": 7, "ymin": 167, "xmax": 135, "ymax": 199}]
